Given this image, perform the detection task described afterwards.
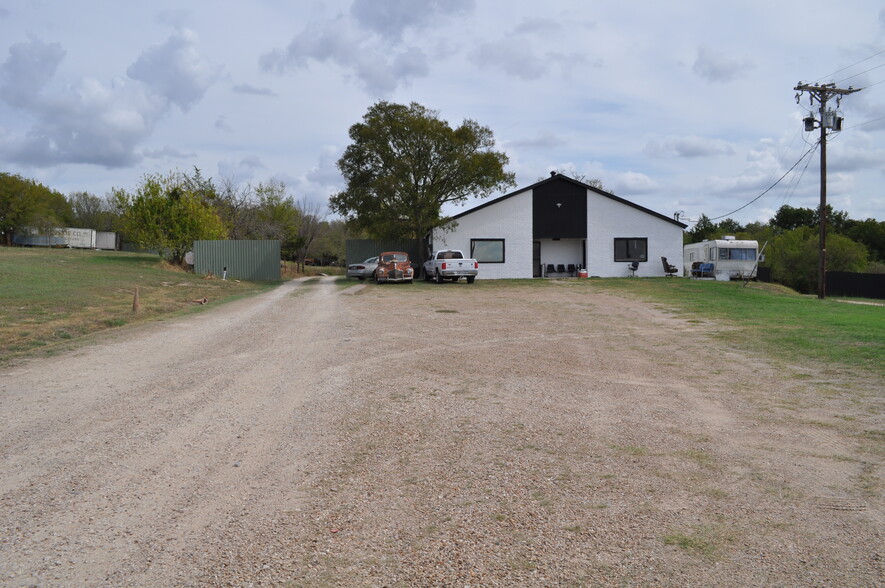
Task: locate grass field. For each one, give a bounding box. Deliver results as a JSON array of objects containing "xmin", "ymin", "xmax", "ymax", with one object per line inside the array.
[{"xmin": 0, "ymin": 248, "xmax": 277, "ymax": 362}]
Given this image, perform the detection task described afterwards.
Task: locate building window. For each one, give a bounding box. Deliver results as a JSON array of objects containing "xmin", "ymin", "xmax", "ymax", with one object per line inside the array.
[
  {"xmin": 613, "ymin": 238, "xmax": 647, "ymax": 262},
  {"xmin": 471, "ymin": 239, "xmax": 505, "ymax": 263}
]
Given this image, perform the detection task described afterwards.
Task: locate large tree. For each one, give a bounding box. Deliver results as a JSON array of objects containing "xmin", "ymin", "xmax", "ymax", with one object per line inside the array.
[
  {"xmin": 0, "ymin": 172, "xmax": 71, "ymax": 245},
  {"xmin": 330, "ymin": 101, "xmax": 515, "ymax": 255},
  {"xmin": 112, "ymin": 171, "xmax": 228, "ymax": 264}
]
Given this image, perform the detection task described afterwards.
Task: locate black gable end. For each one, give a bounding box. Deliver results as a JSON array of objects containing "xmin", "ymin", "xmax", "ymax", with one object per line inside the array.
[{"xmin": 533, "ymin": 177, "xmax": 587, "ymax": 239}]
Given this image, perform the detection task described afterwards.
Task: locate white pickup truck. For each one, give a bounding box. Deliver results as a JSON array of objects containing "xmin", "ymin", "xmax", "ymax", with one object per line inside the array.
[{"xmin": 423, "ymin": 249, "xmax": 478, "ymax": 284}]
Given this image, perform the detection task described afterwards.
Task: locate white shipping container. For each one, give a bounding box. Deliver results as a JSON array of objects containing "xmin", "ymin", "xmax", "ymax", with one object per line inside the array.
[
  {"xmin": 95, "ymin": 231, "xmax": 118, "ymax": 250},
  {"xmin": 61, "ymin": 228, "xmax": 96, "ymax": 249}
]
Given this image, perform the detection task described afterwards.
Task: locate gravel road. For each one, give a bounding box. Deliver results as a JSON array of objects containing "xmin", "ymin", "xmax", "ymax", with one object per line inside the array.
[{"xmin": 1, "ymin": 277, "xmax": 882, "ymax": 587}]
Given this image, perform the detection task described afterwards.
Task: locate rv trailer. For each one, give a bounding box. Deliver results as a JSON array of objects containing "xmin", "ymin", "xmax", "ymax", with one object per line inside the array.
[{"xmin": 683, "ymin": 236, "xmax": 761, "ymax": 280}]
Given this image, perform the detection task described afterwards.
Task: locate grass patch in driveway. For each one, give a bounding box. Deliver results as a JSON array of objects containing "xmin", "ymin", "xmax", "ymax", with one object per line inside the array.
[{"xmin": 663, "ymin": 522, "xmax": 735, "ymax": 559}]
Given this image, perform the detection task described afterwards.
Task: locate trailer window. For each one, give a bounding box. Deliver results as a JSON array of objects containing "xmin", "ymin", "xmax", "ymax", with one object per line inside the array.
[
  {"xmin": 614, "ymin": 238, "xmax": 647, "ymax": 262},
  {"xmin": 719, "ymin": 248, "xmax": 756, "ymax": 260}
]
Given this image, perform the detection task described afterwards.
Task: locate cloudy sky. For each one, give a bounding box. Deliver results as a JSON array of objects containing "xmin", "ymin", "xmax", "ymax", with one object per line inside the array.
[{"xmin": 1, "ymin": 0, "xmax": 884, "ymax": 227}]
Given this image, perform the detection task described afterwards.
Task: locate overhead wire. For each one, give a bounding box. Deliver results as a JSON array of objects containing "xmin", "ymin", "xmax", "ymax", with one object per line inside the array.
[
  {"xmin": 844, "ymin": 114, "xmax": 885, "ymax": 130},
  {"xmin": 781, "ymin": 139, "xmax": 819, "ymax": 208},
  {"xmin": 835, "ymin": 62, "xmax": 885, "ymax": 86},
  {"xmin": 813, "ymin": 48, "xmax": 885, "ymax": 83},
  {"xmin": 707, "ymin": 141, "xmax": 819, "ymax": 221}
]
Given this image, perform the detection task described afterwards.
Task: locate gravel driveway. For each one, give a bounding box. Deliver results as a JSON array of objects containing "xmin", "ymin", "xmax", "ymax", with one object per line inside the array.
[{"xmin": 1, "ymin": 277, "xmax": 882, "ymax": 586}]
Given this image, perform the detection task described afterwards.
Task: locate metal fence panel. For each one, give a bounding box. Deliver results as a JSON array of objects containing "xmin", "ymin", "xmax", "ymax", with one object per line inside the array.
[
  {"xmin": 827, "ymin": 271, "xmax": 885, "ymax": 300},
  {"xmin": 194, "ymin": 240, "xmax": 281, "ymax": 281}
]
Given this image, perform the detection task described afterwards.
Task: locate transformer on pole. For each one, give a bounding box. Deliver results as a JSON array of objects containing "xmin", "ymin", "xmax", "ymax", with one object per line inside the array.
[{"xmin": 793, "ymin": 82, "xmax": 861, "ymax": 299}]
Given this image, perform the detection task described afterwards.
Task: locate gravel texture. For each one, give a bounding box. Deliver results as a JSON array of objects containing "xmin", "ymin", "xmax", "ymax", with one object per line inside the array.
[{"xmin": 0, "ymin": 276, "xmax": 882, "ymax": 587}]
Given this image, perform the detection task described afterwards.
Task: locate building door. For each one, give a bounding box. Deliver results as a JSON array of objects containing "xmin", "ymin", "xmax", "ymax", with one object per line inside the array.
[{"xmin": 533, "ymin": 241, "xmax": 541, "ymax": 277}]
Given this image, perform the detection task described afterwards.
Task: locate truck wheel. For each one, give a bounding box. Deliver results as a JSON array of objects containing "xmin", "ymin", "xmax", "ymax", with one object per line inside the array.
[
  {"xmin": 435, "ymin": 270, "xmax": 444, "ymax": 284},
  {"xmin": 466, "ymin": 276, "xmax": 475, "ymax": 284}
]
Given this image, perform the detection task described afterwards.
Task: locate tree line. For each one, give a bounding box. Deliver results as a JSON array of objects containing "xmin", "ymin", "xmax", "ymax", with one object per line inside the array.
[
  {"xmin": 686, "ymin": 206, "xmax": 885, "ymax": 293},
  {"xmin": 0, "ymin": 169, "xmax": 349, "ymax": 270}
]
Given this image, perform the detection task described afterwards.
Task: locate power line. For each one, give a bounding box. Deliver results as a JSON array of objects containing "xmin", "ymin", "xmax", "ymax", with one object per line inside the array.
[
  {"xmin": 845, "ymin": 114, "xmax": 885, "ymax": 130},
  {"xmin": 835, "ymin": 62, "xmax": 885, "ymax": 85},
  {"xmin": 814, "ymin": 48, "xmax": 885, "ymax": 83},
  {"xmin": 707, "ymin": 141, "xmax": 819, "ymax": 221}
]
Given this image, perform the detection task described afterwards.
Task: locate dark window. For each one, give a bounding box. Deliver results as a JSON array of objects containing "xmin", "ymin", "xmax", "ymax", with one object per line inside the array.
[
  {"xmin": 613, "ymin": 238, "xmax": 647, "ymax": 262},
  {"xmin": 718, "ymin": 247, "xmax": 756, "ymax": 260},
  {"xmin": 471, "ymin": 239, "xmax": 505, "ymax": 263}
]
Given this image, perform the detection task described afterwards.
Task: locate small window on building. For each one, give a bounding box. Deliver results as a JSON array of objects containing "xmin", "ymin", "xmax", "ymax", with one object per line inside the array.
[
  {"xmin": 613, "ymin": 238, "xmax": 647, "ymax": 262},
  {"xmin": 471, "ymin": 239, "xmax": 505, "ymax": 263}
]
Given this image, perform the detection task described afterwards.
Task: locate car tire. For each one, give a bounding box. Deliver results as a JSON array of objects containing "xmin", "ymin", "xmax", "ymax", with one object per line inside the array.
[
  {"xmin": 435, "ymin": 270, "xmax": 444, "ymax": 284},
  {"xmin": 466, "ymin": 276, "xmax": 475, "ymax": 284}
]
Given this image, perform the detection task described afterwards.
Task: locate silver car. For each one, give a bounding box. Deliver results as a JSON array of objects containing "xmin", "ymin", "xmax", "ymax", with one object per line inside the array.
[{"xmin": 346, "ymin": 256, "xmax": 379, "ymax": 280}]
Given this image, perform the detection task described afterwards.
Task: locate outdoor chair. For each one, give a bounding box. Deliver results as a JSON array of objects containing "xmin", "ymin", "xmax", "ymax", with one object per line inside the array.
[
  {"xmin": 556, "ymin": 264, "xmax": 566, "ymax": 275},
  {"xmin": 567, "ymin": 263, "xmax": 577, "ymax": 276},
  {"xmin": 627, "ymin": 261, "xmax": 639, "ymax": 277},
  {"xmin": 661, "ymin": 256, "xmax": 678, "ymax": 276},
  {"xmin": 545, "ymin": 264, "xmax": 555, "ymax": 277}
]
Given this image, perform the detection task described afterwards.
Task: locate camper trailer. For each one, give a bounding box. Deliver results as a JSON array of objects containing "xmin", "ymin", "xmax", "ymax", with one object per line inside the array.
[{"xmin": 683, "ymin": 236, "xmax": 761, "ymax": 280}]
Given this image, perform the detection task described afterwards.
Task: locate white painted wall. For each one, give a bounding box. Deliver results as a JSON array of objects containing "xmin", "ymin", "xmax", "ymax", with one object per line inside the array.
[
  {"xmin": 432, "ymin": 189, "xmax": 533, "ymax": 279},
  {"xmin": 586, "ymin": 192, "xmax": 684, "ymax": 278},
  {"xmin": 433, "ymin": 185, "xmax": 685, "ymax": 279}
]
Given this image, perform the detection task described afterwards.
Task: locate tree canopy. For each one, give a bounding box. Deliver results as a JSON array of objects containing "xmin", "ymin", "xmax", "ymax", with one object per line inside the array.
[
  {"xmin": 330, "ymin": 101, "xmax": 515, "ymax": 251},
  {"xmin": 112, "ymin": 171, "xmax": 229, "ymax": 264},
  {"xmin": 0, "ymin": 172, "xmax": 71, "ymax": 245}
]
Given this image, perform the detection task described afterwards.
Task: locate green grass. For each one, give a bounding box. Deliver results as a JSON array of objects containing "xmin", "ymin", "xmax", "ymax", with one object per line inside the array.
[{"xmin": 0, "ymin": 247, "xmax": 276, "ymax": 363}]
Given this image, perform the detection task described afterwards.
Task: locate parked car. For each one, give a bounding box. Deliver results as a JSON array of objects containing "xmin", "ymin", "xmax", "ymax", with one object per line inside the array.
[
  {"xmin": 374, "ymin": 251, "xmax": 414, "ymax": 284},
  {"xmin": 346, "ymin": 256, "xmax": 379, "ymax": 280},
  {"xmin": 423, "ymin": 249, "xmax": 478, "ymax": 283}
]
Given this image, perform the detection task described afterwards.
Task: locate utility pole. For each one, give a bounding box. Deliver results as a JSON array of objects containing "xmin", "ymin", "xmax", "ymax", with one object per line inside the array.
[{"xmin": 794, "ymin": 82, "xmax": 861, "ymax": 299}]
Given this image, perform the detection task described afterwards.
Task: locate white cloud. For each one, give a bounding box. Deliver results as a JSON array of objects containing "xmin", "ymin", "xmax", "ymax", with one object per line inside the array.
[
  {"xmin": 350, "ymin": 0, "xmax": 474, "ymax": 41},
  {"xmin": 127, "ymin": 28, "xmax": 220, "ymax": 111},
  {"xmin": 612, "ymin": 171, "xmax": 658, "ymax": 195},
  {"xmin": 0, "ymin": 37, "xmax": 65, "ymax": 107},
  {"xmin": 259, "ymin": 15, "xmax": 429, "ymax": 95},
  {"xmin": 0, "ymin": 38, "xmax": 168, "ymax": 167},
  {"xmin": 692, "ymin": 45, "xmax": 754, "ymax": 82},
  {"xmin": 0, "ymin": 29, "xmax": 220, "ymax": 168}
]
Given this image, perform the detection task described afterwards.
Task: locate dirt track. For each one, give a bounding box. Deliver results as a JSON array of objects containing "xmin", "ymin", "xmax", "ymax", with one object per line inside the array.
[{"xmin": 0, "ymin": 277, "xmax": 882, "ymax": 586}]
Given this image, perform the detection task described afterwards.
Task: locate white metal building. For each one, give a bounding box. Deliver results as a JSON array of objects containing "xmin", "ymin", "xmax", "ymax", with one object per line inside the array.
[{"xmin": 430, "ymin": 173, "xmax": 687, "ymax": 279}]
